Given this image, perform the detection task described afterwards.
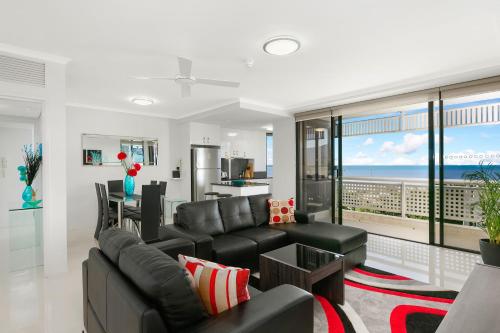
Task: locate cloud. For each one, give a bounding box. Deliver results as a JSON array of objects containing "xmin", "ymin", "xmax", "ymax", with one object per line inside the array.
[
  {"xmin": 362, "ymin": 138, "xmax": 374, "ymax": 146},
  {"xmin": 435, "ymin": 135, "xmax": 453, "ymax": 144},
  {"xmin": 380, "ymin": 133, "xmax": 428, "ymax": 155},
  {"xmin": 345, "ymin": 152, "xmax": 375, "ymax": 165},
  {"xmin": 445, "ymin": 150, "xmax": 500, "ymax": 165}
]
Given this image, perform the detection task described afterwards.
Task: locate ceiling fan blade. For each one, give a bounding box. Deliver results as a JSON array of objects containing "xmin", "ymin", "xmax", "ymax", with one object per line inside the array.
[
  {"xmin": 178, "ymin": 57, "xmax": 192, "ymax": 77},
  {"xmin": 196, "ymin": 78, "xmax": 240, "ymax": 88},
  {"xmin": 181, "ymin": 84, "xmax": 191, "ymax": 98},
  {"xmin": 131, "ymin": 76, "xmax": 176, "ymax": 80}
]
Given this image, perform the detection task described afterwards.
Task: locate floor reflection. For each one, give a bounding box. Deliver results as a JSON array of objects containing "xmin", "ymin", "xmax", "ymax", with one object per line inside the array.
[{"xmin": 366, "ymin": 234, "xmax": 482, "ymax": 291}]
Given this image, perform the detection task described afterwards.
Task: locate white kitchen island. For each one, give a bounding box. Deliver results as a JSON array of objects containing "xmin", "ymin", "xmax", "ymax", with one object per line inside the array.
[{"xmin": 211, "ymin": 181, "xmax": 269, "ymax": 197}]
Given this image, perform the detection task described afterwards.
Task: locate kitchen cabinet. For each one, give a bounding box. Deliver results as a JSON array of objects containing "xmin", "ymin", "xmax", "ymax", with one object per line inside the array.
[{"xmin": 190, "ymin": 122, "xmax": 221, "ymax": 146}]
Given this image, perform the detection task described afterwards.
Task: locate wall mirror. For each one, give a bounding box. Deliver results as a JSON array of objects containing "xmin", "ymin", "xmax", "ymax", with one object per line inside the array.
[{"xmin": 81, "ymin": 134, "xmax": 158, "ymax": 166}]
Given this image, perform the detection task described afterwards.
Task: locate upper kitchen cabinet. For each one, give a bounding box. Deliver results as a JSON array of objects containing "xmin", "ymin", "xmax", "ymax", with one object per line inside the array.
[{"xmin": 190, "ymin": 122, "xmax": 221, "ymax": 146}]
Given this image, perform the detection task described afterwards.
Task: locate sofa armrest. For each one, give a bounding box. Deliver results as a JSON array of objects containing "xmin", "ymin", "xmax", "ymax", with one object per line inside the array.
[
  {"xmin": 160, "ymin": 224, "xmax": 213, "ymax": 260},
  {"xmin": 180, "ymin": 285, "xmax": 313, "ymax": 333},
  {"xmin": 149, "ymin": 238, "xmax": 195, "ymax": 258},
  {"xmin": 295, "ymin": 210, "xmax": 315, "ymax": 224}
]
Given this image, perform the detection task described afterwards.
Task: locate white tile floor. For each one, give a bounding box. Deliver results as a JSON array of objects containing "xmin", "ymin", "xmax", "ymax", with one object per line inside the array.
[{"xmin": 0, "ymin": 231, "xmax": 482, "ymax": 333}]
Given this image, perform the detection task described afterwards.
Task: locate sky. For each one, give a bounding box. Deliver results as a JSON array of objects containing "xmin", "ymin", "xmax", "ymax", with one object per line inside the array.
[{"xmin": 342, "ymin": 99, "xmax": 500, "ymax": 166}]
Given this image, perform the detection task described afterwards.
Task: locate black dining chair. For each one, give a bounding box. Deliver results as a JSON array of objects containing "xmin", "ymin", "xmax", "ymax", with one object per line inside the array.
[
  {"xmin": 150, "ymin": 180, "xmax": 158, "ymax": 185},
  {"xmin": 107, "ymin": 180, "xmax": 123, "ymax": 212},
  {"xmin": 107, "ymin": 179, "xmax": 123, "ymax": 193},
  {"xmin": 94, "ymin": 183, "xmax": 103, "ymax": 240},
  {"xmin": 128, "ymin": 184, "xmax": 161, "ymax": 242},
  {"xmin": 100, "ymin": 183, "xmax": 118, "ymax": 230},
  {"xmin": 159, "ymin": 181, "xmax": 167, "ymax": 196}
]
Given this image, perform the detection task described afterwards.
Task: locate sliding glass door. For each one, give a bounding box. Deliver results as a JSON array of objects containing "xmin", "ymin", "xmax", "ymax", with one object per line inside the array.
[
  {"xmin": 437, "ymin": 91, "xmax": 500, "ymax": 251},
  {"xmin": 296, "ymin": 77, "xmax": 500, "ymax": 252},
  {"xmin": 297, "ymin": 117, "xmax": 333, "ymax": 221},
  {"xmin": 340, "ymin": 102, "xmax": 433, "ymax": 243}
]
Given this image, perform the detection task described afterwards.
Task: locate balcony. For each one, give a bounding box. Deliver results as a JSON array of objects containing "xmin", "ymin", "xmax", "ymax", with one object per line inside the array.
[{"xmin": 309, "ymin": 177, "xmax": 485, "ymax": 251}]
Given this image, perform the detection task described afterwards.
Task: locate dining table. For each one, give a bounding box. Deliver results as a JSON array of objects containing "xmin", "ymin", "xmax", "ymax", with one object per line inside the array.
[
  {"xmin": 108, "ymin": 192, "xmax": 142, "ymax": 229},
  {"xmin": 107, "ymin": 192, "xmax": 182, "ymax": 228}
]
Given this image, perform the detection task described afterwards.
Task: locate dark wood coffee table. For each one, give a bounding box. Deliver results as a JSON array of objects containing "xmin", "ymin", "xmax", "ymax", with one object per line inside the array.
[{"xmin": 259, "ymin": 243, "xmax": 345, "ymax": 304}]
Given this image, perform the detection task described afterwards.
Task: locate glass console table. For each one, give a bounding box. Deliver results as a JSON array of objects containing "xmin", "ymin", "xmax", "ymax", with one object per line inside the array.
[{"xmin": 8, "ymin": 202, "xmax": 43, "ymax": 271}]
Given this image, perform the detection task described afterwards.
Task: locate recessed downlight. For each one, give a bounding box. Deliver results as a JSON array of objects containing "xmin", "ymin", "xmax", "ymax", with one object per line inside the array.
[
  {"xmin": 131, "ymin": 97, "xmax": 154, "ymax": 106},
  {"xmin": 263, "ymin": 36, "xmax": 301, "ymax": 56},
  {"xmin": 227, "ymin": 132, "xmax": 238, "ymax": 137}
]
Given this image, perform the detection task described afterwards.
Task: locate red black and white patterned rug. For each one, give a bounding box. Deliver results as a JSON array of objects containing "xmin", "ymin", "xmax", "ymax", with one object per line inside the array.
[{"xmin": 314, "ymin": 266, "xmax": 457, "ymax": 333}]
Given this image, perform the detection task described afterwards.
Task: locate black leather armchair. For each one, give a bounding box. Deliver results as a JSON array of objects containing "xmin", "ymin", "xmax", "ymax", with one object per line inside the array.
[{"xmin": 83, "ymin": 229, "xmax": 314, "ymax": 333}]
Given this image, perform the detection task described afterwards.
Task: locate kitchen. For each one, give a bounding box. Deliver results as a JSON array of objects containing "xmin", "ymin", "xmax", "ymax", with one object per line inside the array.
[{"xmin": 190, "ymin": 125, "xmax": 273, "ymax": 201}]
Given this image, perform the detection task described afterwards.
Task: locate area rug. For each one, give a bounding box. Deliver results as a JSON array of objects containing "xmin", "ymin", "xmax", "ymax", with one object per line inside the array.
[{"xmin": 313, "ymin": 266, "xmax": 458, "ymax": 333}]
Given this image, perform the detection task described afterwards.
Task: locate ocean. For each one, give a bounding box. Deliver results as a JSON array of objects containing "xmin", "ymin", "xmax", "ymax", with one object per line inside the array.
[{"xmin": 342, "ymin": 165, "xmax": 500, "ymax": 180}]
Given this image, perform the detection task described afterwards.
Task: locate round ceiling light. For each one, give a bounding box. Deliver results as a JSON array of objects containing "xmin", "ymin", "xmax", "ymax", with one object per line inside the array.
[
  {"xmin": 131, "ymin": 97, "xmax": 154, "ymax": 106},
  {"xmin": 263, "ymin": 36, "xmax": 301, "ymax": 56}
]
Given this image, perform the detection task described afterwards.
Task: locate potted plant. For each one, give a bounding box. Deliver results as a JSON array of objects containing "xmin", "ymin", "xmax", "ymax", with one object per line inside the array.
[
  {"xmin": 465, "ymin": 163, "xmax": 500, "ymax": 266},
  {"xmin": 17, "ymin": 144, "xmax": 42, "ymax": 202},
  {"xmin": 117, "ymin": 151, "xmax": 142, "ymax": 196}
]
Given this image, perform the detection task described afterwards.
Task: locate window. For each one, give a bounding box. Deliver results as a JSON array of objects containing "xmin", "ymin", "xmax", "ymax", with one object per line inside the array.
[
  {"xmin": 266, "ymin": 133, "xmax": 273, "ymax": 177},
  {"xmin": 120, "ymin": 139, "xmax": 145, "ymax": 164}
]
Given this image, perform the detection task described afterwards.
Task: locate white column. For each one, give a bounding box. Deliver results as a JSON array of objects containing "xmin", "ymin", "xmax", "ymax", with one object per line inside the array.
[
  {"xmin": 41, "ymin": 61, "xmax": 68, "ymax": 276},
  {"xmin": 272, "ymin": 117, "xmax": 296, "ymax": 199}
]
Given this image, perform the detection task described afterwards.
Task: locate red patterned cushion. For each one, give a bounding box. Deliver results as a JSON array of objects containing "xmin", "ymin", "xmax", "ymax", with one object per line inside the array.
[
  {"xmin": 268, "ymin": 198, "xmax": 295, "ymax": 224},
  {"xmin": 178, "ymin": 255, "xmax": 250, "ymax": 315}
]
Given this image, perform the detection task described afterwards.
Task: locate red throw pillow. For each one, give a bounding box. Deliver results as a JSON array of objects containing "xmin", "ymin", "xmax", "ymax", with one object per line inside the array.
[
  {"xmin": 268, "ymin": 198, "xmax": 295, "ymax": 224},
  {"xmin": 178, "ymin": 255, "xmax": 250, "ymax": 315}
]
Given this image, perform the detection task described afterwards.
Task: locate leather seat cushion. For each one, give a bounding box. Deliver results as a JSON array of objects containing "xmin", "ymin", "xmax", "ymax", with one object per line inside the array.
[
  {"xmin": 212, "ymin": 234, "xmax": 257, "ymax": 267},
  {"xmin": 119, "ymin": 244, "xmax": 207, "ymax": 331},
  {"xmin": 231, "ymin": 227, "xmax": 289, "ymax": 254},
  {"xmin": 248, "ymin": 194, "xmax": 272, "ymax": 226},
  {"xmin": 98, "ymin": 229, "xmax": 143, "ymax": 264},
  {"xmin": 218, "ymin": 196, "xmax": 255, "ymax": 232},
  {"xmin": 268, "ymin": 222, "xmax": 367, "ymax": 254},
  {"xmin": 176, "ymin": 200, "xmax": 225, "ymax": 236}
]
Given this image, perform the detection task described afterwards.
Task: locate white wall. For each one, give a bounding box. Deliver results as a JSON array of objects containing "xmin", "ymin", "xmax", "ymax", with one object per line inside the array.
[
  {"xmin": 168, "ymin": 120, "xmax": 191, "ymax": 201},
  {"xmin": 66, "ymin": 106, "xmax": 171, "ymax": 240},
  {"xmin": 220, "ymin": 128, "xmax": 268, "ymax": 172},
  {"xmin": 272, "ymin": 118, "xmax": 296, "ymax": 199}
]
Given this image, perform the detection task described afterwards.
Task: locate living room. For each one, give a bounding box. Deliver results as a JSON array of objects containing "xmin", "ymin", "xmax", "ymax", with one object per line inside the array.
[{"xmin": 1, "ymin": 1, "xmax": 500, "ymax": 332}]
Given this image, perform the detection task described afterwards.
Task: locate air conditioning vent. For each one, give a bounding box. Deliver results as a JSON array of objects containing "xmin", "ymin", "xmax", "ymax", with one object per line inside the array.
[{"xmin": 0, "ymin": 54, "xmax": 45, "ymax": 87}]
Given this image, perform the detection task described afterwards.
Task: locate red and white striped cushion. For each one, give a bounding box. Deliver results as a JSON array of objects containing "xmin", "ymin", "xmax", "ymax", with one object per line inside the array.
[{"xmin": 178, "ymin": 255, "xmax": 250, "ymax": 315}]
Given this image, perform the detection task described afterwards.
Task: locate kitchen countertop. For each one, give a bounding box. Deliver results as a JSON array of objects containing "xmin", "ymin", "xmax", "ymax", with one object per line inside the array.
[{"xmin": 212, "ymin": 181, "xmax": 269, "ymax": 187}]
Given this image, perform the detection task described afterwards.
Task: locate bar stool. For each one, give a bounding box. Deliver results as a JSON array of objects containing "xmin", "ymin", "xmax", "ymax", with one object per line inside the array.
[
  {"xmin": 204, "ymin": 192, "xmax": 219, "ymax": 200},
  {"xmin": 217, "ymin": 193, "xmax": 232, "ymax": 198}
]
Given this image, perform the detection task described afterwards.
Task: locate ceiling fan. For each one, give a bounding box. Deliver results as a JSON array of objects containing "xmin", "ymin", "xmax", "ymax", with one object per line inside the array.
[{"xmin": 132, "ymin": 57, "xmax": 240, "ymax": 98}]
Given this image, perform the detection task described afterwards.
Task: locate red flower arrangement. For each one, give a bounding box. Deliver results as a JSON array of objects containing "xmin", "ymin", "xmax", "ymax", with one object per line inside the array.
[{"xmin": 117, "ymin": 151, "xmax": 141, "ymax": 177}]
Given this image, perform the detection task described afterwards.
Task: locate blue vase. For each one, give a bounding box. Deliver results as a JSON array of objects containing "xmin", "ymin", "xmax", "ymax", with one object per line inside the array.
[
  {"xmin": 22, "ymin": 185, "xmax": 33, "ymax": 202},
  {"xmin": 124, "ymin": 175, "xmax": 135, "ymax": 196}
]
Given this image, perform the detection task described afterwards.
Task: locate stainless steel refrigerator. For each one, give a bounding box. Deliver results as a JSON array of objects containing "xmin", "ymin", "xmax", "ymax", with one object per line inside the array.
[{"xmin": 191, "ymin": 145, "xmax": 221, "ymax": 201}]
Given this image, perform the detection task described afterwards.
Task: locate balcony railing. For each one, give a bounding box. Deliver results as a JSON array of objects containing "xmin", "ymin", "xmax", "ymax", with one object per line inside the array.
[{"xmin": 342, "ymin": 177, "xmax": 481, "ymax": 225}]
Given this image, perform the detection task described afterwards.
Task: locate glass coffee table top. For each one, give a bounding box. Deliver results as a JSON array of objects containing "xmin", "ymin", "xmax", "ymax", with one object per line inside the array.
[{"xmin": 261, "ymin": 243, "xmax": 341, "ymax": 272}]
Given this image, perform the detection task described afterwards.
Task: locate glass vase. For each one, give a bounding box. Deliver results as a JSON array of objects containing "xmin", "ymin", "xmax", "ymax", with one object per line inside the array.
[
  {"xmin": 22, "ymin": 185, "xmax": 33, "ymax": 202},
  {"xmin": 124, "ymin": 175, "xmax": 135, "ymax": 196}
]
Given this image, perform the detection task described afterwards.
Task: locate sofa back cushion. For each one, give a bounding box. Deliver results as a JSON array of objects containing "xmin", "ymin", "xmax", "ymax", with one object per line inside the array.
[
  {"xmin": 248, "ymin": 193, "xmax": 272, "ymax": 226},
  {"xmin": 176, "ymin": 200, "xmax": 225, "ymax": 236},
  {"xmin": 98, "ymin": 229, "xmax": 143, "ymax": 264},
  {"xmin": 119, "ymin": 244, "xmax": 207, "ymax": 331},
  {"xmin": 218, "ymin": 196, "xmax": 255, "ymax": 232}
]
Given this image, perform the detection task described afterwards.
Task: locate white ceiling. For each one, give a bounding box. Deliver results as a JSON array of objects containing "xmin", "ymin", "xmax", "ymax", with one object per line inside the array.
[
  {"xmin": 182, "ymin": 101, "xmax": 285, "ymax": 131},
  {"xmin": 0, "ymin": 98, "xmax": 42, "ymax": 118},
  {"xmin": 1, "ymin": 0, "xmax": 500, "ymax": 119}
]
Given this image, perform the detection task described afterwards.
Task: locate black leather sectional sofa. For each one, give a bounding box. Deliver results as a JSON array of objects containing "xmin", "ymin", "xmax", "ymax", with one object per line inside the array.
[
  {"xmin": 160, "ymin": 193, "xmax": 367, "ymax": 270},
  {"xmin": 83, "ymin": 229, "xmax": 313, "ymax": 333}
]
